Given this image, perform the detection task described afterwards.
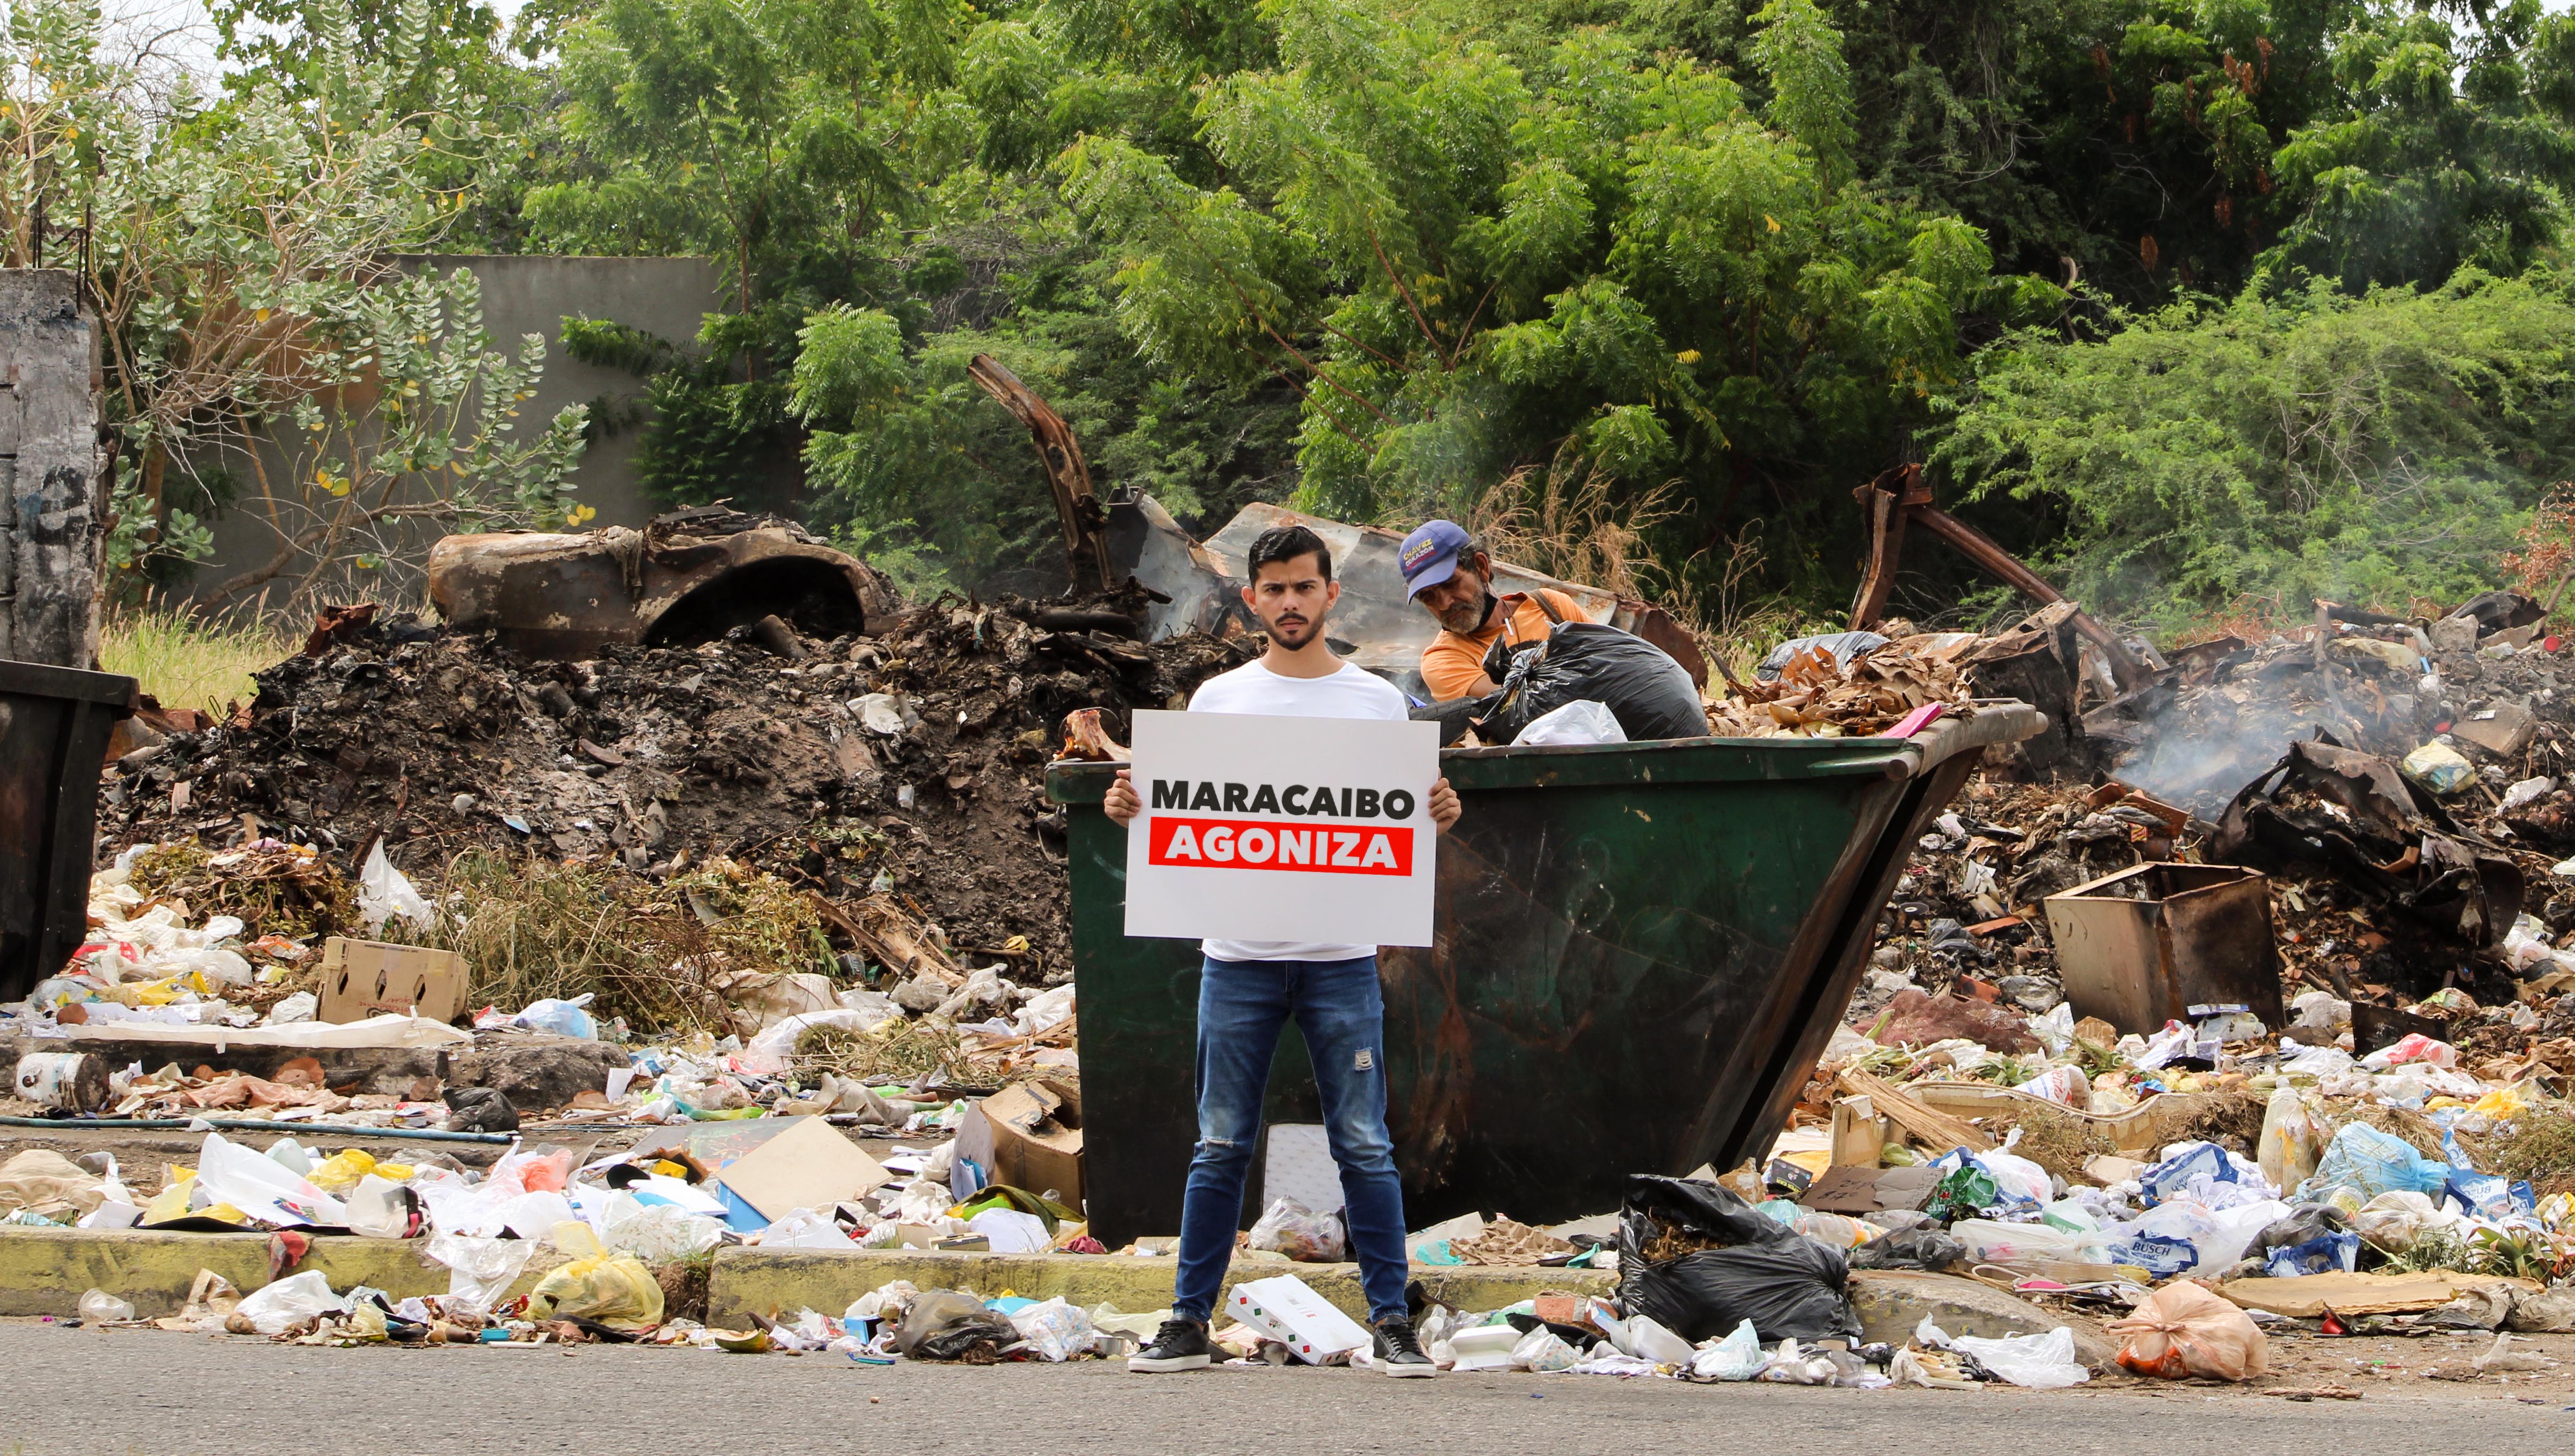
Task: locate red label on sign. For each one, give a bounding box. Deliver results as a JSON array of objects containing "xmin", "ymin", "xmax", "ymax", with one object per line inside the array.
[{"xmin": 1146, "ymin": 816, "xmax": 1415, "ymax": 877}]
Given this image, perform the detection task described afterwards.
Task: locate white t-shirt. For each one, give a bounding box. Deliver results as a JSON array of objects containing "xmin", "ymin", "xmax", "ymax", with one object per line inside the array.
[{"xmin": 1182, "ymin": 657, "xmax": 1411, "ymax": 964}]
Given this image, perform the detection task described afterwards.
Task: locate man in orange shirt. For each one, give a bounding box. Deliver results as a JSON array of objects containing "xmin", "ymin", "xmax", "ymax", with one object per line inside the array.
[{"xmin": 1398, "ymin": 519, "xmax": 1592, "ymax": 700}]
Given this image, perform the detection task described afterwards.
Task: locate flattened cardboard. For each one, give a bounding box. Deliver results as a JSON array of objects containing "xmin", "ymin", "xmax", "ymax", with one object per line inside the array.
[
  {"xmin": 711, "ymin": 1116, "xmax": 889, "ymax": 1220},
  {"xmin": 318, "ymin": 937, "xmax": 467, "ymax": 1025},
  {"xmin": 955, "ymin": 1079, "xmax": 1084, "ymax": 1210}
]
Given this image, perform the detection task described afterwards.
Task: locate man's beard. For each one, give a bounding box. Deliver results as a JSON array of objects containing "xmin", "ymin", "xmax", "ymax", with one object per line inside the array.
[
  {"xmin": 1267, "ymin": 611, "xmax": 1323, "ymax": 649},
  {"xmin": 1436, "ymin": 593, "xmax": 1491, "ymax": 635}
]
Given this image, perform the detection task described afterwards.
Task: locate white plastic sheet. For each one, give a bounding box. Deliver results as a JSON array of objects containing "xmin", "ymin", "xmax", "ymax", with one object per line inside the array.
[
  {"xmin": 232, "ymin": 1270, "xmax": 346, "ymax": 1334},
  {"xmin": 1951, "ymin": 1326, "xmax": 2091, "ymax": 1388},
  {"xmin": 194, "ymin": 1132, "xmax": 346, "ymax": 1227}
]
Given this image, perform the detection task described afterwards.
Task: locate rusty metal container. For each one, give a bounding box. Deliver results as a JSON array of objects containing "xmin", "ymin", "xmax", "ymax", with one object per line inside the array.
[
  {"xmin": 0, "ymin": 657, "xmax": 136, "ymax": 1001},
  {"xmin": 2041, "ymin": 862, "xmax": 2282, "ymax": 1036}
]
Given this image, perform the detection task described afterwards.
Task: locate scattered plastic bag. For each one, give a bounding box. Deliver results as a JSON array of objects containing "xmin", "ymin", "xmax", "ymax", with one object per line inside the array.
[
  {"xmin": 601, "ymin": 1198, "xmax": 725, "ymax": 1261},
  {"xmin": 1847, "ymin": 1227, "xmax": 1966, "ymax": 1271},
  {"xmin": 522, "ymin": 1250, "xmax": 663, "ymax": 1329},
  {"xmin": 2299, "ymin": 1123, "xmax": 2452, "ymax": 1203},
  {"xmin": 510, "ymin": 995, "xmax": 598, "ymax": 1040},
  {"xmin": 1513, "ymin": 700, "xmax": 1627, "ymax": 747},
  {"xmin": 1685, "ymin": 1318, "xmax": 1766, "ymax": 1381},
  {"xmin": 2362, "ymin": 1033, "xmax": 2458, "ymax": 1070},
  {"xmin": 78, "ymin": 1288, "xmax": 135, "ymax": 1323},
  {"xmin": 357, "ymin": 840, "xmax": 435, "ymax": 930},
  {"xmin": 1247, "ymin": 1197, "xmax": 1347, "ymax": 1263},
  {"xmin": 1006, "ymin": 1296, "xmax": 1097, "ymax": 1362},
  {"xmin": 2109, "ymin": 1280, "xmax": 2268, "ymax": 1381},
  {"xmin": 233, "ymin": 1269, "xmax": 345, "ymax": 1335},
  {"xmin": 1511, "ymin": 1325, "xmax": 1584, "ymax": 1371},
  {"xmin": 427, "ymin": 1231, "xmax": 537, "ymax": 1314},
  {"xmin": 2140, "ymin": 1141, "xmax": 2270, "ymax": 1207},
  {"xmin": 895, "ymin": 1288, "xmax": 1019, "ymax": 1360},
  {"xmin": 194, "ymin": 1132, "xmax": 345, "ymax": 1227},
  {"xmin": 1950, "ymin": 1219, "xmax": 2106, "ymax": 1269},
  {"xmin": 1616, "ymin": 1175, "xmax": 1860, "ymax": 1344},
  {"xmin": 344, "ymin": 1176, "xmax": 421, "ymax": 1239},
  {"xmin": 1952, "ymin": 1326, "xmax": 2091, "ymax": 1389}
]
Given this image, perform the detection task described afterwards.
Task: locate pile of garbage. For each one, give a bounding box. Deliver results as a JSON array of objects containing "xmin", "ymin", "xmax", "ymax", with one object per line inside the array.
[{"xmin": 99, "ymin": 593, "xmax": 1253, "ymax": 997}]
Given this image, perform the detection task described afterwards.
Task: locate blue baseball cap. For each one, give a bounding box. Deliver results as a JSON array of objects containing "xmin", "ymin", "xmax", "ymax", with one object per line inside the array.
[{"xmin": 1398, "ymin": 519, "xmax": 1473, "ymax": 598}]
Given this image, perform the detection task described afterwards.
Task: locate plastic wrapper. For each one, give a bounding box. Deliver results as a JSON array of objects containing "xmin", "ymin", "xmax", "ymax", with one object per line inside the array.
[
  {"xmin": 1246, "ymin": 1197, "xmax": 1346, "ymax": 1263},
  {"xmin": 2109, "ymin": 1280, "xmax": 2268, "ymax": 1381},
  {"xmin": 522, "ymin": 1251, "xmax": 664, "ymax": 1329},
  {"xmin": 895, "ymin": 1288, "xmax": 1019, "ymax": 1360},
  {"xmin": 1005, "ymin": 1296, "xmax": 1097, "ymax": 1362},
  {"xmin": 1684, "ymin": 1318, "xmax": 1765, "ymax": 1380},
  {"xmin": 1952, "ymin": 1326, "xmax": 2091, "ymax": 1389},
  {"xmin": 1513, "ymin": 699, "xmax": 1627, "ymax": 746},
  {"xmin": 1615, "ymin": 1174, "xmax": 1860, "ymax": 1344},
  {"xmin": 1482, "ymin": 621, "xmax": 1707, "ymax": 743},
  {"xmin": 233, "ymin": 1270, "xmax": 346, "ymax": 1335}
]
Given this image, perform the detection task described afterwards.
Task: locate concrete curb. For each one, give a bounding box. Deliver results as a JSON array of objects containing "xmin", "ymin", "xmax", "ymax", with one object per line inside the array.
[{"xmin": 0, "ymin": 1229, "xmax": 1614, "ymax": 1324}]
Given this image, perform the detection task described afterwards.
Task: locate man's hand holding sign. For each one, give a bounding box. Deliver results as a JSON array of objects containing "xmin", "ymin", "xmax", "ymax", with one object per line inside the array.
[
  {"xmin": 1109, "ymin": 711, "xmax": 1456, "ymax": 944},
  {"xmin": 1100, "ymin": 522, "xmax": 1459, "ymax": 1379}
]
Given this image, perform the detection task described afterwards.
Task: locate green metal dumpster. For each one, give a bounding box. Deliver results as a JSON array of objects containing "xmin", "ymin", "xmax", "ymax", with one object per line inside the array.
[
  {"xmin": 0, "ymin": 658, "xmax": 138, "ymax": 1002},
  {"xmin": 1044, "ymin": 703, "xmax": 2042, "ymax": 1246}
]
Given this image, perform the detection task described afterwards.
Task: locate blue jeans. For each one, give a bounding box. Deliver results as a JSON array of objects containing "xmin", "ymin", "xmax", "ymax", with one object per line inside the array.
[{"xmin": 1171, "ymin": 956, "xmax": 1411, "ymax": 1325}]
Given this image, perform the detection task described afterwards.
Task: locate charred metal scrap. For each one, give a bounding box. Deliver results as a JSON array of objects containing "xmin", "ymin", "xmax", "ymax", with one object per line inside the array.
[{"xmin": 2214, "ymin": 736, "xmax": 2525, "ymax": 950}]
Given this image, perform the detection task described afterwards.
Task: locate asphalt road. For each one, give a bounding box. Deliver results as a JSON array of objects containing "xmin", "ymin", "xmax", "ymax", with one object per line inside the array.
[{"xmin": 10, "ymin": 1322, "xmax": 2572, "ymax": 1456}]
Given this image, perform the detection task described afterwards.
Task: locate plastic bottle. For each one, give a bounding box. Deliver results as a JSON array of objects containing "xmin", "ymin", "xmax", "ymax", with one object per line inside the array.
[{"xmin": 2258, "ymin": 1085, "xmax": 2324, "ymax": 1193}]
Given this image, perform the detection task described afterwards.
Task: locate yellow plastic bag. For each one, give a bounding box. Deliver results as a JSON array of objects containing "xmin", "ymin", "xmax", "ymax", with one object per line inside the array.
[
  {"xmin": 523, "ymin": 1252, "xmax": 664, "ymax": 1329},
  {"xmin": 306, "ymin": 1150, "xmax": 378, "ymax": 1194}
]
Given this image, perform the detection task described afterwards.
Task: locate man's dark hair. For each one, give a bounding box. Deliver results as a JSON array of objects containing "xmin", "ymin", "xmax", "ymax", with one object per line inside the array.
[{"xmin": 1245, "ymin": 524, "xmax": 1333, "ymax": 582}]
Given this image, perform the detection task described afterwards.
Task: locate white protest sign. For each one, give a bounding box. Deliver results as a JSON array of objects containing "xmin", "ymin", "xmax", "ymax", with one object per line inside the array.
[{"xmin": 1123, "ymin": 709, "xmax": 1440, "ymax": 947}]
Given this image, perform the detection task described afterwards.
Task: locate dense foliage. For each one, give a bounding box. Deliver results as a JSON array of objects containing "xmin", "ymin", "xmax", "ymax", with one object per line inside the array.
[{"xmin": 22, "ymin": 0, "xmax": 2575, "ymax": 624}]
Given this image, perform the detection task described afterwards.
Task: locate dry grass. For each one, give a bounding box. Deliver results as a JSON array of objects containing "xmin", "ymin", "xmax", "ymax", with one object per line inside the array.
[
  {"xmin": 1456, "ymin": 450, "xmax": 1837, "ymax": 684},
  {"xmin": 2167, "ymin": 1088, "xmax": 2268, "ymax": 1156},
  {"xmin": 100, "ymin": 602, "xmax": 297, "ymax": 716},
  {"xmin": 794, "ymin": 1018, "xmax": 966, "ymax": 1086},
  {"xmin": 2339, "ymin": 1101, "xmax": 2450, "ymax": 1161},
  {"xmin": 2475, "ymin": 1107, "xmax": 2575, "ymax": 1196},
  {"xmin": 126, "ymin": 841, "xmax": 358, "ymax": 942},
  {"xmin": 393, "ymin": 851, "xmax": 832, "ymax": 1035},
  {"xmin": 2007, "ymin": 1106, "xmax": 2118, "ymax": 1180}
]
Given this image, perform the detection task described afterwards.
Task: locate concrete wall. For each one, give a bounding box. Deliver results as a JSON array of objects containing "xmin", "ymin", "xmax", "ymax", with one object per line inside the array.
[{"xmin": 188, "ymin": 254, "xmax": 726, "ymax": 605}]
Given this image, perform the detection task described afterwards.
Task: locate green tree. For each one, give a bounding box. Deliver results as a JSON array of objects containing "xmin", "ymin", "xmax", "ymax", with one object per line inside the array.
[
  {"xmin": 1057, "ymin": 0, "xmax": 2058, "ymax": 598},
  {"xmin": 1934, "ymin": 267, "xmax": 2575, "ymax": 630}
]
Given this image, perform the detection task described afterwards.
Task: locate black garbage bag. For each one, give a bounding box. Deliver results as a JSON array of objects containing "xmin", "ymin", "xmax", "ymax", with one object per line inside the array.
[
  {"xmin": 2257, "ymin": 1203, "xmax": 2349, "ymax": 1253},
  {"xmin": 1483, "ymin": 621, "xmax": 1705, "ymax": 744},
  {"xmin": 1616, "ymin": 1174, "xmax": 1860, "ymax": 1344},
  {"xmin": 442, "ymin": 1086, "xmax": 519, "ymax": 1134},
  {"xmin": 893, "ymin": 1289, "xmax": 1019, "ymax": 1360},
  {"xmin": 1847, "ymin": 1227, "xmax": 1966, "ymax": 1272}
]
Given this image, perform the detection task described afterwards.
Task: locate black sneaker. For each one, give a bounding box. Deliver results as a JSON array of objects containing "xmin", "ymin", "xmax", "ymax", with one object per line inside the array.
[
  {"xmin": 1128, "ymin": 1317, "xmax": 1212, "ymax": 1372},
  {"xmin": 1374, "ymin": 1316, "xmax": 1437, "ymax": 1377}
]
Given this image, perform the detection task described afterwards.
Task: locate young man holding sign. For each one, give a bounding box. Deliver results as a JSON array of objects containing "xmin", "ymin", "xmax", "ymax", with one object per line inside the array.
[{"xmin": 1102, "ymin": 523, "xmax": 1461, "ymax": 1376}]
